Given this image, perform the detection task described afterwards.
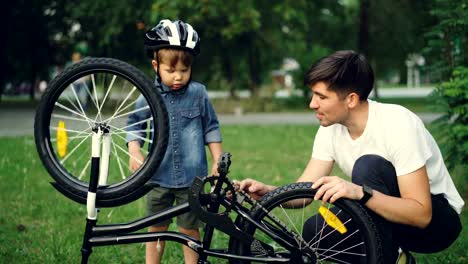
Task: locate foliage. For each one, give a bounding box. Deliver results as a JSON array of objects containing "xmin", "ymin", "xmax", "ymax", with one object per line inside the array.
[
  {"xmin": 0, "ymin": 1, "xmax": 455, "ymax": 99},
  {"xmin": 423, "ymin": 1, "xmax": 467, "ymax": 176},
  {"xmin": 430, "ymin": 67, "xmax": 468, "ymax": 170},
  {"xmin": 368, "ymin": 0, "xmax": 433, "ymax": 80},
  {"xmin": 423, "ymin": 0, "xmax": 468, "ymax": 82}
]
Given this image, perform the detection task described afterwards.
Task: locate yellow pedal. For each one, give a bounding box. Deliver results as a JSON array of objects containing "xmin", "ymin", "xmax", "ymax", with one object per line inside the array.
[
  {"xmin": 57, "ymin": 120, "xmax": 68, "ymax": 158},
  {"xmin": 319, "ymin": 205, "xmax": 347, "ymax": 234}
]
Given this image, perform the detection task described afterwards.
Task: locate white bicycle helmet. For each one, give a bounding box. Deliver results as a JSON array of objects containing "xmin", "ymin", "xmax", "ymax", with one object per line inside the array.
[{"xmin": 144, "ymin": 19, "xmax": 201, "ymax": 58}]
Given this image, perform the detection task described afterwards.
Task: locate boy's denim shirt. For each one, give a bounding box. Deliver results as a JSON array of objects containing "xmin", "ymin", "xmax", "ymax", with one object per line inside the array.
[{"xmin": 126, "ymin": 79, "xmax": 222, "ymax": 188}]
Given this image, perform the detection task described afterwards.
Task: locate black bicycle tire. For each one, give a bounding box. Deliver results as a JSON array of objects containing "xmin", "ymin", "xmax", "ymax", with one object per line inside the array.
[
  {"xmin": 34, "ymin": 57, "xmax": 169, "ymax": 207},
  {"xmin": 229, "ymin": 182, "xmax": 383, "ymax": 263}
]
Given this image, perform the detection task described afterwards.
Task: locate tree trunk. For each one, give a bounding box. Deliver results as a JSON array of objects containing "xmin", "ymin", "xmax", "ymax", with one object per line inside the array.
[
  {"xmin": 358, "ymin": 0, "xmax": 379, "ymax": 98},
  {"xmin": 358, "ymin": 0, "xmax": 369, "ymax": 57},
  {"xmin": 248, "ymin": 43, "xmax": 261, "ymax": 97},
  {"xmin": 221, "ymin": 51, "xmax": 237, "ymax": 99}
]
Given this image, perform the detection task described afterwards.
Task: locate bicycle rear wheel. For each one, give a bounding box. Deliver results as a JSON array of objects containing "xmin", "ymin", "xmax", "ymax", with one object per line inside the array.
[
  {"xmin": 229, "ymin": 182, "xmax": 383, "ymax": 263},
  {"xmin": 34, "ymin": 57, "xmax": 168, "ymax": 207}
]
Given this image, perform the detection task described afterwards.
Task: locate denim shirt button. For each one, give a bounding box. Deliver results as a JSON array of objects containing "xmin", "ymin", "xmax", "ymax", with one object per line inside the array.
[
  {"xmin": 173, "ymin": 133, "xmax": 176, "ymax": 137},
  {"xmin": 171, "ymin": 100, "xmax": 174, "ymax": 104},
  {"xmin": 171, "ymin": 116, "xmax": 175, "ymax": 120}
]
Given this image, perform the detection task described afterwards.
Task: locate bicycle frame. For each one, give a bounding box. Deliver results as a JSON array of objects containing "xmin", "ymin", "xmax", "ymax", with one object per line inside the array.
[{"xmin": 80, "ymin": 129, "xmax": 303, "ymax": 264}]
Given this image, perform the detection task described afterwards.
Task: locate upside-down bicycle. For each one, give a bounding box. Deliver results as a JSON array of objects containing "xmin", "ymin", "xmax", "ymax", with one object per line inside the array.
[{"xmin": 34, "ymin": 57, "xmax": 383, "ymax": 263}]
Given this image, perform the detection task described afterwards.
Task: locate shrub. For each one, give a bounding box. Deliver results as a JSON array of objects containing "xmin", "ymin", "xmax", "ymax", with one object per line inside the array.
[{"xmin": 430, "ymin": 67, "xmax": 468, "ymax": 171}]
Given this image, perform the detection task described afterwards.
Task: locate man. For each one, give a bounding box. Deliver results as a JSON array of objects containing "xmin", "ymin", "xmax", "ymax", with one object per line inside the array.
[{"xmin": 238, "ymin": 50, "xmax": 463, "ymax": 263}]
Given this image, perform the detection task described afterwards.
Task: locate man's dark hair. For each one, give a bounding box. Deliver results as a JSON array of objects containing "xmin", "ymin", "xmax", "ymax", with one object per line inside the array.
[{"xmin": 303, "ymin": 50, "xmax": 374, "ymax": 100}]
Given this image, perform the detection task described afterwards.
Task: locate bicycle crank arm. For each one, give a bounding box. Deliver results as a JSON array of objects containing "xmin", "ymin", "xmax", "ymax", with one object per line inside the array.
[{"xmin": 189, "ymin": 177, "xmax": 254, "ymax": 245}]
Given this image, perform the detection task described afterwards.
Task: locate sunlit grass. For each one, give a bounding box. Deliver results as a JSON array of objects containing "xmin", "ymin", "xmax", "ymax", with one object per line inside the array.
[{"xmin": 0, "ymin": 125, "xmax": 466, "ymax": 263}]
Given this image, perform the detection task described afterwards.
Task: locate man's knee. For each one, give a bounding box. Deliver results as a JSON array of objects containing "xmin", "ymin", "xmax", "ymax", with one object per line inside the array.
[{"xmin": 352, "ymin": 154, "xmax": 399, "ymax": 196}]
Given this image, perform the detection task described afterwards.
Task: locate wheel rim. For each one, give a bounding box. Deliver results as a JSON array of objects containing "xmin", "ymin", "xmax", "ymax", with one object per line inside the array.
[{"xmin": 44, "ymin": 69, "xmax": 158, "ymax": 188}]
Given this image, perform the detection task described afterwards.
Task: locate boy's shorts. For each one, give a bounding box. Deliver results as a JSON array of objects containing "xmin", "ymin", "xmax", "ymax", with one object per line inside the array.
[{"xmin": 146, "ymin": 187, "xmax": 204, "ymax": 229}]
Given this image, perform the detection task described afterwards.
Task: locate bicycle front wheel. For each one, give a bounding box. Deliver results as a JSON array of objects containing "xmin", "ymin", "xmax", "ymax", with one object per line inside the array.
[
  {"xmin": 34, "ymin": 57, "xmax": 168, "ymax": 207},
  {"xmin": 229, "ymin": 182, "xmax": 383, "ymax": 263}
]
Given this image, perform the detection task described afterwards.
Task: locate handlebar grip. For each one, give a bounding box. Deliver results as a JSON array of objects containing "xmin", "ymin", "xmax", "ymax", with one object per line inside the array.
[{"xmin": 217, "ymin": 152, "xmax": 232, "ymax": 175}]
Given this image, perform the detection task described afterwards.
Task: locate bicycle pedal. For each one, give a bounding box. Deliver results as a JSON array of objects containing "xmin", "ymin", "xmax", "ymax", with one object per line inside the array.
[
  {"xmin": 250, "ymin": 240, "xmax": 272, "ymax": 255},
  {"xmin": 397, "ymin": 248, "xmax": 416, "ymax": 264}
]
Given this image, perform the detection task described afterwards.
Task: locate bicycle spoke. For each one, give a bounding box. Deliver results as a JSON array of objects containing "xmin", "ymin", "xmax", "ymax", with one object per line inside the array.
[
  {"xmin": 63, "ymin": 94, "xmax": 83, "ymax": 116},
  {"xmin": 59, "ymin": 134, "xmax": 91, "ymax": 164},
  {"xmin": 54, "ymin": 102, "xmax": 92, "ymax": 124},
  {"xmin": 277, "ymin": 204, "xmax": 303, "ymax": 239},
  {"xmin": 98, "ymin": 75, "xmax": 117, "ymax": 115},
  {"xmin": 120, "ymin": 116, "xmax": 153, "ymax": 130},
  {"xmin": 318, "ymin": 240, "xmax": 364, "ymax": 262},
  {"xmin": 78, "ymin": 159, "xmax": 91, "ymax": 180},
  {"xmin": 300, "ymin": 198, "xmax": 306, "ymax": 249},
  {"xmin": 108, "ymin": 123, "xmax": 153, "ymax": 145},
  {"xmin": 50, "ymin": 125, "xmax": 92, "ymax": 135},
  {"xmin": 113, "ymin": 129, "xmax": 154, "ymax": 135},
  {"xmin": 82, "ymin": 80, "xmax": 99, "ymax": 110},
  {"xmin": 70, "ymin": 83, "xmax": 92, "ymax": 127},
  {"xmin": 107, "ymin": 86, "xmax": 137, "ymax": 125},
  {"xmin": 51, "ymin": 134, "xmax": 88, "ymax": 142},
  {"xmin": 309, "ymin": 212, "xmax": 351, "ymax": 249},
  {"xmin": 112, "ymin": 140, "xmax": 144, "ymax": 166},
  {"xmin": 103, "ymin": 104, "xmax": 150, "ymax": 123},
  {"xmin": 52, "ymin": 113, "xmax": 90, "ymax": 123},
  {"xmin": 90, "ymin": 73, "xmax": 104, "ymax": 123},
  {"xmin": 111, "ymin": 141, "xmax": 127, "ymax": 180}
]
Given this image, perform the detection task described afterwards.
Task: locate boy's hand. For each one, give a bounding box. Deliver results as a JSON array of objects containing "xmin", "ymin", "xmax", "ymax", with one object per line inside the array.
[
  {"xmin": 128, "ymin": 141, "xmax": 144, "ymax": 172},
  {"xmin": 129, "ymin": 152, "xmax": 144, "ymax": 172},
  {"xmin": 211, "ymin": 163, "xmax": 219, "ymax": 176}
]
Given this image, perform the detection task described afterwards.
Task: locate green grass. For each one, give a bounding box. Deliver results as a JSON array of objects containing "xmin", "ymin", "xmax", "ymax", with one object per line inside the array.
[
  {"xmin": 0, "ymin": 126, "xmax": 466, "ymax": 263},
  {"xmin": 211, "ymin": 96, "xmax": 437, "ymax": 114},
  {"xmin": 2, "ymin": 95, "xmax": 437, "ymax": 114}
]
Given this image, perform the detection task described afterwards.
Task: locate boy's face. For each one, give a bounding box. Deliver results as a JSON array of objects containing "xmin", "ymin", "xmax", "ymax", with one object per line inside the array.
[
  {"xmin": 153, "ymin": 60, "xmax": 191, "ymax": 90},
  {"xmin": 309, "ymin": 81, "xmax": 352, "ymax": 127}
]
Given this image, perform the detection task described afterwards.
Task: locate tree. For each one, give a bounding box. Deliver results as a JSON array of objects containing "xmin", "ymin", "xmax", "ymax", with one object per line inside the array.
[
  {"xmin": 423, "ymin": 0, "xmax": 468, "ymax": 82},
  {"xmin": 425, "ymin": 0, "xmax": 468, "ymax": 173},
  {"xmin": 4, "ymin": 0, "xmax": 66, "ymax": 100}
]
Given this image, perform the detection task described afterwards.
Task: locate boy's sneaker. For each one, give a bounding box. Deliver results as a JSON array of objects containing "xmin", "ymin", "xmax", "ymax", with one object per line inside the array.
[{"xmin": 396, "ymin": 248, "xmax": 416, "ymax": 264}]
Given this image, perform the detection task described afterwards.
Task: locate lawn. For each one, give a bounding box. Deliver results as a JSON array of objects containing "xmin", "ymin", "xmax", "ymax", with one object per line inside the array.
[{"xmin": 0, "ymin": 125, "xmax": 466, "ymax": 263}]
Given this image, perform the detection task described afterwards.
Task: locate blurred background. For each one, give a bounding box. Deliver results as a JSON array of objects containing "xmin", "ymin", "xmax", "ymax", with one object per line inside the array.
[
  {"xmin": 1, "ymin": 1, "xmax": 467, "ymax": 263},
  {"xmin": 2, "ymin": 0, "xmax": 466, "ymax": 103}
]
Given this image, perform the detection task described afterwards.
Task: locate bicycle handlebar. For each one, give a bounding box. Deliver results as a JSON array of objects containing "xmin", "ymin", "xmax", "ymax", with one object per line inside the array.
[{"xmin": 217, "ymin": 152, "xmax": 232, "ymax": 175}]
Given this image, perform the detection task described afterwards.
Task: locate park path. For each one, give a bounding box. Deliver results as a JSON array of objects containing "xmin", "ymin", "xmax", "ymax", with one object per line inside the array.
[{"xmin": 0, "ymin": 107, "xmax": 442, "ymax": 137}]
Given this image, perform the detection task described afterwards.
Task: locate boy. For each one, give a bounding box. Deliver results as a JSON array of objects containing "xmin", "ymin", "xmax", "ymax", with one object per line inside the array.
[
  {"xmin": 237, "ymin": 50, "xmax": 463, "ymax": 263},
  {"xmin": 126, "ymin": 19, "xmax": 223, "ymax": 264}
]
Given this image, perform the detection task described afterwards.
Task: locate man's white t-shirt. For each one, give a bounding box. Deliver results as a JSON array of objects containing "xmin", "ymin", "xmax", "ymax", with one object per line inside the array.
[{"xmin": 312, "ymin": 100, "xmax": 464, "ymax": 214}]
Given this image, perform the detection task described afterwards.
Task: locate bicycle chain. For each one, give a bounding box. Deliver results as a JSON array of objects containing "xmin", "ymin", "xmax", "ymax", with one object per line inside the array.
[{"xmin": 229, "ymin": 180, "xmax": 315, "ymax": 254}]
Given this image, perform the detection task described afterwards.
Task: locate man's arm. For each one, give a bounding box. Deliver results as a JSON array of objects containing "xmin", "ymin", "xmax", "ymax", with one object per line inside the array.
[
  {"xmin": 297, "ymin": 158, "xmax": 334, "ymax": 183},
  {"xmin": 313, "ymin": 165, "xmax": 432, "ymax": 228},
  {"xmin": 238, "ymin": 158, "xmax": 334, "ymax": 200},
  {"xmin": 365, "ymin": 166, "xmax": 432, "ymax": 228}
]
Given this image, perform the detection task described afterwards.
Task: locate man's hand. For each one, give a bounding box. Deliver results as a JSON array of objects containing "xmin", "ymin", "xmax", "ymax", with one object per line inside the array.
[
  {"xmin": 235, "ymin": 178, "xmax": 275, "ymax": 200},
  {"xmin": 311, "ymin": 176, "xmax": 363, "ymax": 203}
]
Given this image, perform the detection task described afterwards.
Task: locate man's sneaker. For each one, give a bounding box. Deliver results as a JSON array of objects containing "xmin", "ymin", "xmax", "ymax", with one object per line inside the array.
[{"xmin": 396, "ymin": 248, "xmax": 416, "ymax": 264}]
